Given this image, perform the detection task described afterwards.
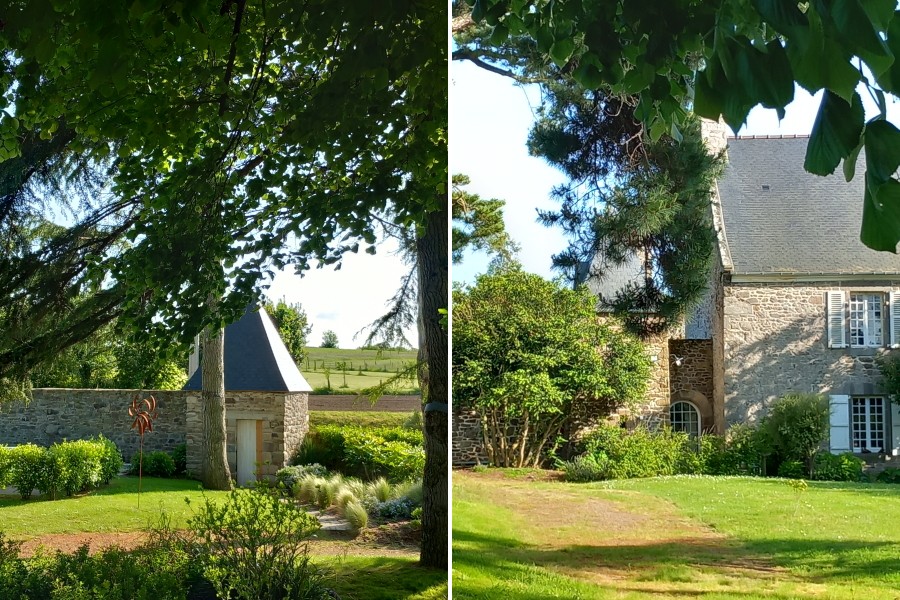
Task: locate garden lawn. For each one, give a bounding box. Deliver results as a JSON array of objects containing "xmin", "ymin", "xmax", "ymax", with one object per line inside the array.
[
  {"xmin": 453, "ymin": 470, "xmax": 900, "ymax": 599},
  {"xmin": 0, "ymin": 476, "xmax": 230, "ymax": 539},
  {"xmin": 311, "ymin": 410, "xmax": 410, "ymax": 429},
  {"xmin": 327, "ymin": 556, "xmax": 447, "ymax": 600},
  {"xmin": 303, "ymin": 369, "xmax": 419, "ymax": 394}
]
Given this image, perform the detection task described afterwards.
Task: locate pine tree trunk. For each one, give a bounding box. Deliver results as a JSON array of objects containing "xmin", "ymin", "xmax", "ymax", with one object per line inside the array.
[
  {"xmin": 200, "ymin": 322, "xmax": 232, "ymax": 490},
  {"xmin": 417, "ymin": 200, "xmax": 448, "ymax": 570}
]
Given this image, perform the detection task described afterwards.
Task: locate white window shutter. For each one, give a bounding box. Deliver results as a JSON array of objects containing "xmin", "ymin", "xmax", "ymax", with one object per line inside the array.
[
  {"xmin": 829, "ymin": 395, "xmax": 851, "ymax": 454},
  {"xmin": 890, "ymin": 291, "xmax": 900, "ymax": 348},
  {"xmin": 827, "ymin": 291, "xmax": 846, "ymax": 348},
  {"xmin": 892, "ymin": 400, "xmax": 900, "ymax": 457}
]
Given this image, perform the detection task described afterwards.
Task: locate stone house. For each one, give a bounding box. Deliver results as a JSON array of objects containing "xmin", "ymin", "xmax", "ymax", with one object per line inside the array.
[
  {"xmin": 452, "ymin": 126, "xmax": 900, "ymax": 466},
  {"xmin": 672, "ymin": 125, "xmax": 900, "ymax": 457}
]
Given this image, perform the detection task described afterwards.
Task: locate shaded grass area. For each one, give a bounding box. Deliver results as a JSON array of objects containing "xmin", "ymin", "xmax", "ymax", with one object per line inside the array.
[
  {"xmin": 0, "ymin": 476, "xmax": 230, "ymax": 539},
  {"xmin": 311, "ymin": 411, "xmax": 410, "ymax": 429},
  {"xmin": 326, "ymin": 556, "xmax": 446, "ymax": 600},
  {"xmin": 453, "ymin": 471, "xmax": 900, "ymax": 599}
]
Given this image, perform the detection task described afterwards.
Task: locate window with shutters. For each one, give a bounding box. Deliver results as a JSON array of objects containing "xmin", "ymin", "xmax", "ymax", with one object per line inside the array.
[{"xmin": 849, "ymin": 293, "xmax": 884, "ymax": 347}]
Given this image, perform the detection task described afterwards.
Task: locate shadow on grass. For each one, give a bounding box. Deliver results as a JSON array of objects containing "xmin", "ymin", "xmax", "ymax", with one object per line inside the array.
[
  {"xmin": 327, "ymin": 555, "xmax": 446, "ymax": 600},
  {"xmin": 454, "ymin": 527, "xmax": 900, "ymax": 597}
]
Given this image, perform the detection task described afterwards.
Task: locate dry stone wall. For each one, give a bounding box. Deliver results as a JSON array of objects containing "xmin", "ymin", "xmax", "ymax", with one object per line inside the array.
[
  {"xmin": 0, "ymin": 388, "xmax": 308, "ymax": 481},
  {"xmin": 0, "ymin": 389, "xmax": 185, "ymax": 460},
  {"xmin": 452, "ymin": 408, "xmax": 486, "ymax": 466},
  {"xmin": 722, "ymin": 282, "xmax": 899, "ymax": 425}
]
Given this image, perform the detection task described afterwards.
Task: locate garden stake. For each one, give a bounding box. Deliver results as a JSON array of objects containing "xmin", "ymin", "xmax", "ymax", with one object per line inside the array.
[{"xmin": 129, "ymin": 395, "xmax": 158, "ymax": 508}]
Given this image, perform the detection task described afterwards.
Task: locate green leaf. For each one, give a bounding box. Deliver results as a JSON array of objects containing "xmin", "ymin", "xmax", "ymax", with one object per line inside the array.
[
  {"xmin": 693, "ymin": 68, "xmax": 724, "ymax": 121},
  {"xmin": 843, "ymin": 135, "xmax": 864, "ymax": 182},
  {"xmin": 804, "ymin": 90, "xmax": 864, "ymax": 176},
  {"xmin": 490, "ymin": 23, "xmax": 509, "ymax": 45},
  {"xmin": 860, "ymin": 173, "xmax": 900, "ymax": 252},
  {"xmin": 572, "ymin": 62, "xmax": 603, "ymax": 90},
  {"xmin": 864, "ymin": 119, "xmax": 900, "ymax": 183},
  {"xmin": 549, "ymin": 39, "xmax": 575, "ymax": 67},
  {"xmin": 786, "ymin": 9, "xmax": 860, "ymax": 101},
  {"xmin": 753, "ymin": 0, "xmax": 808, "ymax": 31},
  {"xmin": 861, "ymin": 0, "xmax": 896, "ymax": 30},
  {"xmin": 831, "ymin": 0, "xmax": 894, "ymax": 77}
]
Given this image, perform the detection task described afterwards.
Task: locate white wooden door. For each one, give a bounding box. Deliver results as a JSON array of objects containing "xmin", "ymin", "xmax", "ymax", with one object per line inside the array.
[
  {"xmin": 236, "ymin": 419, "xmax": 258, "ymax": 487},
  {"xmin": 852, "ymin": 397, "xmax": 886, "ymax": 453}
]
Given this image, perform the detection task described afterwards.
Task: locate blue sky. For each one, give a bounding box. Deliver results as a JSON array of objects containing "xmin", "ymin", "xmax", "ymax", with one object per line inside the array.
[{"xmin": 450, "ymin": 60, "xmax": 899, "ymax": 284}]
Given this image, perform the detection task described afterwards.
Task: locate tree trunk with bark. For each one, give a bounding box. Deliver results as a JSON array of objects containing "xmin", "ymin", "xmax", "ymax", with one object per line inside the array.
[
  {"xmin": 200, "ymin": 322, "xmax": 232, "ymax": 490},
  {"xmin": 417, "ymin": 200, "xmax": 448, "ymax": 569}
]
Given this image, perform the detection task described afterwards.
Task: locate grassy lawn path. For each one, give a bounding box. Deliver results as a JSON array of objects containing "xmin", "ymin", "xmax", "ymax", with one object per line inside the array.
[{"xmin": 453, "ymin": 470, "xmax": 900, "ymax": 599}]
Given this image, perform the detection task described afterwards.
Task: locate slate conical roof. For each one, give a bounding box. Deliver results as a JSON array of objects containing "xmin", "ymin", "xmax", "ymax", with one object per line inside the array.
[{"xmin": 183, "ymin": 306, "xmax": 312, "ymax": 392}]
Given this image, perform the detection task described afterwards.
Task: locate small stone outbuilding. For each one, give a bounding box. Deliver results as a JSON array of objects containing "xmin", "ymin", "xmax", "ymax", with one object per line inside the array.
[{"xmin": 183, "ymin": 305, "xmax": 312, "ymax": 485}]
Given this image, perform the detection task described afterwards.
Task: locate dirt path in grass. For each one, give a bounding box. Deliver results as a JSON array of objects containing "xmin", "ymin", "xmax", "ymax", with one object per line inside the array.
[
  {"xmin": 16, "ymin": 531, "xmax": 419, "ymax": 559},
  {"xmin": 454, "ymin": 470, "xmax": 784, "ymax": 586}
]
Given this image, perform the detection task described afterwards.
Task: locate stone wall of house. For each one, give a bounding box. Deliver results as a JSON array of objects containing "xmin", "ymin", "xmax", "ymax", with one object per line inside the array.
[
  {"xmin": 722, "ymin": 282, "xmax": 900, "ymax": 426},
  {"xmin": 308, "ymin": 394, "xmax": 420, "ymax": 412},
  {"xmin": 0, "ymin": 389, "xmax": 185, "ymax": 460},
  {"xmin": 669, "ymin": 339, "xmax": 715, "ymax": 429}
]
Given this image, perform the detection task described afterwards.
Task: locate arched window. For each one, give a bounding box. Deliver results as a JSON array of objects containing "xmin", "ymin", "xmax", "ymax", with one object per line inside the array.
[{"xmin": 670, "ymin": 401, "xmax": 701, "ymax": 438}]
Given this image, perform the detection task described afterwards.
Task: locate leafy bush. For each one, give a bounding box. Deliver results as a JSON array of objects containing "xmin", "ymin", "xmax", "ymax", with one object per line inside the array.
[
  {"xmin": 47, "ymin": 439, "xmax": 104, "ymax": 497},
  {"xmin": 403, "ymin": 410, "xmax": 423, "ymax": 431},
  {"xmin": 813, "ymin": 452, "xmax": 864, "ymax": 482},
  {"xmin": 578, "ymin": 425, "xmax": 692, "ymax": 479},
  {"xmin": 0, "ymin": 446, "xmax": 11, "ymax": 488},
  {"xmin": 131, "ymin": 451, "xmax": 176, "ymax": 478},
  {"xmin": 375, "ymin": 497, "xmax": 417, "ymax": 520},
  {"xmin": 8, "ymin": 444, "xmax": 47, "ymax": 499},
  {"xmin": 0, "ymin": 533, "xmax": 194, "ymax": 599},
  {"xmin": 187, "ymin": 489, "xmax": 327, "ymax": 600},
  {"xmin": 876, "ymin": 467, "xmax": 900, "ymax": 484},
  {"xmin": 760, "ymin": 393, "xmax": 829, "ymax": 476},
  {"xmin": 713, "ymin": 424, "xmax": 766, "ymax": 476},
  {"xmin": 560, "ymin": 454, "xmax": 610, "ymax": 482},
  {"xmin": 170, "ymin": 443, "xmax": 186, "ymax": 476},
  {"xmin": 93, "ymin": 435, "xmax": 124, "ymax": 484},
  {"xmin": 777, "ymin": 460, "xmax": 806, "ymax": 479},
  {"xmin": 293, "ymin": 425, "xmax": 424, "ymax": 481}
]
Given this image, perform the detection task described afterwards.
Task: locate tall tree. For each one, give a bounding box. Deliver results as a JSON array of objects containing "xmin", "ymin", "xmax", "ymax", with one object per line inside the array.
[
  {"xmin": 265, "ymin": 299, "xmax": 312, "ymax": 365},
  {"xmin": 1, "ymin": 0, "xmax": 446, "ymax": 567},
  {"xmin": 452, "ymin": 173, "xmax": 519, "ymax": 265},
  {"xmin": 462, "ymin": 0, "xmax": 900, "ymax": 253}
]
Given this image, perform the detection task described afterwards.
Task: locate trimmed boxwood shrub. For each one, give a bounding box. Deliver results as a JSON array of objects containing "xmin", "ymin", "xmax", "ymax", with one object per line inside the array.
[
  {"xmin": 171, "ymin": 443, "xmax": 187, "ymax": 476},
  {"xmin": 0, "ymin": 446, "xmax": 11, "ymax": 488},
  {"xmin": 131, "ymin": 451, "xmax": 176, "ymax": 478},
  {"xmin": 8, "ymin": 444, "xmax": 47, "ymax": 499}
]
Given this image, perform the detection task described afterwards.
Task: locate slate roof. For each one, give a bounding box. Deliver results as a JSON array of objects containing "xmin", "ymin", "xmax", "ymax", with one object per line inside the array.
[
  {"xmin": 576, "ymin": 252, "xmax": 645, "ymax": 304},
  {"xmin": 183, "ymin": 306, "xmax": 312, "ymax": 392},
  {"xmin": 718, "ymin": 136, "xmax": 900, "ymax": 275}
]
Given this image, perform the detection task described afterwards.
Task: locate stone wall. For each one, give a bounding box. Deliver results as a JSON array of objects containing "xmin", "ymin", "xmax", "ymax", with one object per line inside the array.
[
  {"xmin": 308, "ymin": 394, "xmax": 420, "ymax": 412},
  {"xmin": 669, "ymin": 339, "xmax": 715, "ymax": 429},
  {"xmin": 722, "ymin": 282, "xmax": 900, "ymax": 425},
  {"xmin": 452, "ymin": 408, "xmax": 486, "ymax": 466},
  {"xmin": 0, "ymin": 388, "xmax": 308, "ymax": 482},
  {"xmin": 0, "ymin": 389, "xmax": 185, "ymax": 460}
]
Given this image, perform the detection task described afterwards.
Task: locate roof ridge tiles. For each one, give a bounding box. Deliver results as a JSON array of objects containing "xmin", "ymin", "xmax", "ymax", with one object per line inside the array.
[{"xmin": 727, "ymin": 134, "xmax": 811, "ymax": 140}]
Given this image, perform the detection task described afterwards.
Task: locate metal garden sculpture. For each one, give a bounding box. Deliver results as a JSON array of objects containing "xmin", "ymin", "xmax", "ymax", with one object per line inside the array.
[{"xmin": 129, "ymin": 394, "xmax": 158, "ymax": 507}]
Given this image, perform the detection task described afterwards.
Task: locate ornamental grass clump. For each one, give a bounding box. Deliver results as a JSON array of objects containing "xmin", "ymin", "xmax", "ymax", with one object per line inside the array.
[
  {"xmin": 343, "ymin": 500, "xmax": 368, "ymax": 531},
  {"xmin": 368, "ymin": 477, "xmax": 393, "ymax": 503}
]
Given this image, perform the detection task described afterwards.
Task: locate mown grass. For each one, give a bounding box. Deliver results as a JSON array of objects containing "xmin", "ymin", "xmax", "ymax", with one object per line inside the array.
[
  {"xmin": 310, "ymin": 410, "xmax": 410, "ymax": 429},
  {"xmin": 453, "ymin": 470, "xmax": 900, "ymax": 599},
  {"xmin": 326, "ymin": 556, "xmax": 447, "ymax": 600},
  {"xmin": 304, "ymin": 370, "xmax": 419, "ymax": 394},
  {"xmin": 0, "ymin": 476, "xmax": 230, "ymax": 538},
  {"xmin": 303, "ymin": 346, "xmax": 417, "ymax": 372}
]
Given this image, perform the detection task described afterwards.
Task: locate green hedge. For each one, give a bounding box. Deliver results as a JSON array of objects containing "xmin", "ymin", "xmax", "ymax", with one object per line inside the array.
[
  {"xmin": 1, "ymin": 436, "xmax": 123, "ymax": 500},
  {"xmin": 293, "ymin": 425, "xmax": 424, "ymax": 481}
]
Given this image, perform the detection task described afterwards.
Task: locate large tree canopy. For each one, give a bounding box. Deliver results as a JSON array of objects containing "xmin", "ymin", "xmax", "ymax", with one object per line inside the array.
[
  {"xmin": 463, "ymin": 0, "xmax": 900, "ymax": 252},
  {"xmin": 0, "ymin": 0, "xmax": 446, "ymax": 567},
  {"xmin": 453, "ymin": 264, "xmax": 651, "ymax": 467}
]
